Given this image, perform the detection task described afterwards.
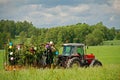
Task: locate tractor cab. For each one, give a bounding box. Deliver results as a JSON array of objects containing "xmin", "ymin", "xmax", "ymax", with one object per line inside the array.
[{"xmin": 62, "ymin": 43, "xmax": 85, "ymax": 56}]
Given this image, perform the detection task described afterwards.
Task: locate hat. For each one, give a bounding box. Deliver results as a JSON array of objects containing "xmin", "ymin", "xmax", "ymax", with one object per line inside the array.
[{"xmin": 50, "ymin": 41, "xmax": 53, "ymax": 44}]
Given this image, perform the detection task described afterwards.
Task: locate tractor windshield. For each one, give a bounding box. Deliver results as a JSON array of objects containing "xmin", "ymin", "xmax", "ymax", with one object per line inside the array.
[{"xmin": 62, "ymin": 46, "xmax": 75, "ymax": 56}]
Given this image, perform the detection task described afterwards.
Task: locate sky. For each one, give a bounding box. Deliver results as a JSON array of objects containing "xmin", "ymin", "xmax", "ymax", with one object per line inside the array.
[{"xmin": 0, "ymin": 0, "xmax": 120, "ymax": 29}]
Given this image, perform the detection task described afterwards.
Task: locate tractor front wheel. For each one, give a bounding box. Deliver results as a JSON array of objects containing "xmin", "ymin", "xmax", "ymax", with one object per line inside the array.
[
  {"xmin": 93, "ymin": 60, "xmax": 102, "ymax": 67},
  {"xmin": 67, "ymin": 57, "xmax": 81, "ymax": 68}
]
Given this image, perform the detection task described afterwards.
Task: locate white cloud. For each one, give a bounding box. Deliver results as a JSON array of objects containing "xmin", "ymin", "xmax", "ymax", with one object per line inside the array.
[
  {"xmin": 106, "ymin": 0, "xmax": 120, "ymax": 14},
  {"xmin": 0, "ymin": 0, "xmax": 9, "ymax": 4},
  {"xmin": 113, "ymin": 0, "xmax": 120, "ymax": 13},
  {"xmin": 17, "ymin": 4, "xmax": 90, "ymax": 27},
  {"xmin": 69, "ymin": 5, "xmax": 89, "ymax": 13},
  {"xmin": 16, "ymin": 2, "xmax": 120, "ymax": 28},
  {"xmin": 0, "ymin": 0, "xmax": 120, "ymax": 28}
]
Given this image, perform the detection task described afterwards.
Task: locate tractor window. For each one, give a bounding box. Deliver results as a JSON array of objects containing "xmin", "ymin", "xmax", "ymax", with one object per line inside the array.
[
  {"xmin": 77, "ymin": 47, "xmax": 84, "ymax": 55},
  {"xmin": 65, "ymin": 47, "xmax": 70, "ymax": 53},
  {"xmin": 63, "ymin": 46, "xmax": 71, "ymax": 55},
  {"xmin": 71, "ymin": 46, "xmax": 76, "ymax": 54}
]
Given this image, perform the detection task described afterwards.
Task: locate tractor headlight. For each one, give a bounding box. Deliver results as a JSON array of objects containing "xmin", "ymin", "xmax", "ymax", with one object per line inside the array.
[{"xmin": 10, "ymin": 52, "xmax": 13, "ymax": 55}]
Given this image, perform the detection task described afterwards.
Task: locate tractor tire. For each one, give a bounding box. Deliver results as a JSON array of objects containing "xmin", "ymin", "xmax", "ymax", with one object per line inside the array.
[
  {"xmin": 67, "ymin": 57, "xmax": 81, "ymax": 68},
  {"xmin": 93, "ymin": 60, "xmax": 102, "ymax": 67}
]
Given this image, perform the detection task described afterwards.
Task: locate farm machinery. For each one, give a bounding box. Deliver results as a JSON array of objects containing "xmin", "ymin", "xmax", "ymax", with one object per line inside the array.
[
  {"xmin": 56, "ymin": 43, "xmax": 102, "ymax": 68},
  {"xmin": 3, "ymin": 42, "xmax": 102, "ymax": 70}
]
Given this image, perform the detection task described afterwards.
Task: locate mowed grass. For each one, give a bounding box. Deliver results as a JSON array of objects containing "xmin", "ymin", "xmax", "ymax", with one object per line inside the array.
[
  {"xmin": 103, "ymin": 40, "xmax": 120, "ymax": 45},
  {"xmin": 0, "ymin": 46, "xmax": 120, "ymax": 80}
]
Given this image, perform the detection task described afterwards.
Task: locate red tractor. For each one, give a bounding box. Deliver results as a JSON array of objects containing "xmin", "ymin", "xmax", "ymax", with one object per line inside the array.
[{"xmin": 57, "ymin": 43, "xmax": 102, "ymax": 68}]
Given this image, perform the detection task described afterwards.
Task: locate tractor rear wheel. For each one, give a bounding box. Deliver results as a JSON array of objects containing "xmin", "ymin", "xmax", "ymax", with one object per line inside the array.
[{"xmin": 67, "ymin": 57, "xmax": 81, "ymax": 68}]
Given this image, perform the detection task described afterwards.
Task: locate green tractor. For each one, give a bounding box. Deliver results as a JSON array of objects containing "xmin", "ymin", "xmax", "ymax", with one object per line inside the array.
[{"xmin": 57, "ymin": 43, "xmax": 102, "ymax": 68}]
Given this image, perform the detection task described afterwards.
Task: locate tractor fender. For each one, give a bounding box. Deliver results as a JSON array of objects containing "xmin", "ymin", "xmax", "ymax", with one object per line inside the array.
[
  {"xmin": 89, "ymin": 59, "xmax": 102, "ymax": 67},
  {"xmin": 89, "ymin": 59, "xmax": 96, "ymax": 67}
]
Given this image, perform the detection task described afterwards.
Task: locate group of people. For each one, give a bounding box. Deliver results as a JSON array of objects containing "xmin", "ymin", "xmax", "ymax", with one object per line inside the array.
[{"xmin": 6, "ymin": 40, "xmax": 59, "ymax": 67}]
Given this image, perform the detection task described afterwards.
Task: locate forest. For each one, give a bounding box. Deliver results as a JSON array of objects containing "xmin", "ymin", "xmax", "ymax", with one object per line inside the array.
[{"xmin": 0, "ymin": 19, "xmax": 120, "ymax": 48}]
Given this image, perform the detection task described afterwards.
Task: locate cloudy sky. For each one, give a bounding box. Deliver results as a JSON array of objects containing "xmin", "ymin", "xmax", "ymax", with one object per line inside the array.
[{"xmin": 0, "ymin": 0, "xmax": 120, "ymax": 29}]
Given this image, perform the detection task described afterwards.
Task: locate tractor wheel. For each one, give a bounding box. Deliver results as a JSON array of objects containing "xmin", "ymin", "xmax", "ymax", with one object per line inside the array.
[
  {"xmin": 67, "ymin": 57, "xmax": 81, "ymax": 68},
  {"xmin": 93, "ymin": 60, "xmax": 102, "ymax": 67}
]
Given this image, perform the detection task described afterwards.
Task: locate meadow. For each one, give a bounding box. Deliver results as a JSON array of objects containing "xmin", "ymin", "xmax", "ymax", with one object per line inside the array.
[{"xmin": 0, "ymin": 45, "xmax": 120, "ymax": 80}]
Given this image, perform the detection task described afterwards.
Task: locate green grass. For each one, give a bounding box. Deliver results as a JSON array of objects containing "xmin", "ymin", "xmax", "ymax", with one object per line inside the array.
[
  {"xmin": 0, "ymin": 50, "xmax": 4, "ymax": 70},
  {"xmin": 0, "ymin": 65, "xmax": 120, "ymax": 80},
  {"xmin": 103, "ymin": 40, "xmax": 120, "ymax": 45},
  {"xmin": 0, "ymin": 45, "xmax": 120, "ymax": 80},
  {"xmin": 86, "ymin": 45, "xmax": 120, "ymax": 64}
]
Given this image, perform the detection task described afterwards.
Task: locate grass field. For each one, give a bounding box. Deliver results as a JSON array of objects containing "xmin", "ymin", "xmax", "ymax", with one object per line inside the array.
[
  {"xmin": 0, "ymin": 45, "xmax": 120, "ymax": 80},
  {"xmin": 103, "ymin": 40, "xmax": 120, "ymax": 45},
  {"xmin": 86, "ymin": 45, "xmax": 120, "ymax": 65}
]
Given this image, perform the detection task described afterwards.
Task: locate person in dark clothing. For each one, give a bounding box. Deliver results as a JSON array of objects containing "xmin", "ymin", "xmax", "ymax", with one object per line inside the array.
[{"xmin": 46, "ymin": 46, "xmax": 53, "ymax": 65}]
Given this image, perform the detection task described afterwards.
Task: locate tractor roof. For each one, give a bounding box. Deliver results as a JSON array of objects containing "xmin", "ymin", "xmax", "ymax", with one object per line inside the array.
[{"xmin": 63, "ymin": 43, "xmax": 85, "ymax": 47}]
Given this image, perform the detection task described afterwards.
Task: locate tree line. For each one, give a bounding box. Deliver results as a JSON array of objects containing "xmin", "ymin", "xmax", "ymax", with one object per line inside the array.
[{"xmin": 0, "ymin": 19, "xmax": 120, "ymax": 48}]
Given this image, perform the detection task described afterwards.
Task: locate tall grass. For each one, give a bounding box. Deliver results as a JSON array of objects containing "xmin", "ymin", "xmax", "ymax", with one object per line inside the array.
[
  {"xmin": 0, "ymin": 65, "xmax": 120, "ymax": 80},
  {"xmin": 0, "ymin": 50, "xmax": 4, "ymax": 70},
  {"xmin": 0, "ymin": 45, "xmax": 120, "ymax": 80}
]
